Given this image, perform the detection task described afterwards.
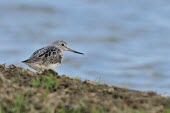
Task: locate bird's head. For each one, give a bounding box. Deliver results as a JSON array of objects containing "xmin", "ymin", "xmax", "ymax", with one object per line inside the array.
[{"xmin": 52, "ymin": 40, "xmax": 84, "ymax": 55}]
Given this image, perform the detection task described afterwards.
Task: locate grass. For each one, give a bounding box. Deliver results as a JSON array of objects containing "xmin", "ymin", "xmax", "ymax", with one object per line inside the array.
[
  {"xmin": 3, "ymin": 93, "xmax": 28, "ymax": 113},
  {"xmin": 56, "ymin": 106, "xmax": 110, "ymax": 113},
  {"xmin": 12, "ymin": 74, "xmax": 21, "ymax": 83},
  {"xmin": 48, "ymin": 106, "xmax": 55, "ymax": 113},
  {"xmin": 12, "ymin": 94, "xmax": 27, "ymax": 113},
  {"xmin": 131, "ymin": 108, "xmax": 170, "ymax": 113},
  {"xmin": 0, "ymin": 107, "xmax": 5, "ymax": 113},
  {"xmin": 163, "ymin": 108, "xmax": 170, "ymax": 113},
  {"xmin": 132, "ymin": 110, "xmax": 147, "ymax": 113},
  {"xmin": 92, "ymin": 107, "xmax": 110, "ymax": 113},
  {"xmin": 31, "ymin": 73, "xmax": 59, "ymax": 92}
]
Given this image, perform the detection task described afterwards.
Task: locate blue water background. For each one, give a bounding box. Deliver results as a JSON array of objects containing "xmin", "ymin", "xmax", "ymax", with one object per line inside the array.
[{"xmin": 0, "ymin": 0, "xmax": 170, "ymax": 95}]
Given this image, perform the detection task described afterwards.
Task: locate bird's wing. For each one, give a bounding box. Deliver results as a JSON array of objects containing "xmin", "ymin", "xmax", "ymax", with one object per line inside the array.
[{"xmin": 23, "ymin": 46, "xmax": 63, "ymax": 65}]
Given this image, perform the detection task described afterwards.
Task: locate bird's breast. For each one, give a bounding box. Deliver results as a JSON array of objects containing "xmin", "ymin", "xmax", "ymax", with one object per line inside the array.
[{"xmin": 46, "ymin": 63, "xmax": 60, "ymax": 70}]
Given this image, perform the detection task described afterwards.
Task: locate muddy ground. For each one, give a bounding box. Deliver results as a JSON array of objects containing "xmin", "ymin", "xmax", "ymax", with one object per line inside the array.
[{"xmin": 0, "ymin": 64, "xmax": 170, "ymax": 113}]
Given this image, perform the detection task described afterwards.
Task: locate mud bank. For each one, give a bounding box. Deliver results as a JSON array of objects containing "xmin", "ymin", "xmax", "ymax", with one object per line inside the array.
[{"xmin": 0, "ymin": 64, "xmax": 170, "ymax": 113}]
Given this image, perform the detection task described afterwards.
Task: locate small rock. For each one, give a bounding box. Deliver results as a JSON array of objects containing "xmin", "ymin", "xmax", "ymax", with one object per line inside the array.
[
  {"xmin": 103, "ymin": 87, "xmax": 114, "ymax": 94},
  {"xmin": 84, "ymin": 80, "xmax": 96, "ymax": 85}
]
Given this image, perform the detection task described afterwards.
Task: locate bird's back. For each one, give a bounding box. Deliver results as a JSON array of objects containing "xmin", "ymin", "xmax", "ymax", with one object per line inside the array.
[{"xmin": 22, "ymin": 46, "xmax": 63, "ymax": 70}]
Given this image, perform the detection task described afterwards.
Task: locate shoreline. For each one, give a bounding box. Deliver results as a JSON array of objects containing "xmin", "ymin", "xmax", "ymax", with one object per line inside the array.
[{"xmin": 0, "ymin": 64, "xmax": 170, "ymax": 113}]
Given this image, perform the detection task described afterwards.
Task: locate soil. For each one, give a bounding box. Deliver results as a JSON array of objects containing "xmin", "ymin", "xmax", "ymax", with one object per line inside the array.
[{"xmin": 0, "ymin": 64, "xmax": 170, "ymax": 113}]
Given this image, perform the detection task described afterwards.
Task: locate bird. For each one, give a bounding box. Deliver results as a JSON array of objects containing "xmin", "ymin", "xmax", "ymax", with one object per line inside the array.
[{"xmin": 22, "ymin": 40, "xmax": 84, "ymax": 73}]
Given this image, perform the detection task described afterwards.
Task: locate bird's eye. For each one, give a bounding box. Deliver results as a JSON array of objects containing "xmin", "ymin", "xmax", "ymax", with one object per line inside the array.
[{"xmin": 61, "ymin": 44, "xmax": 64, "ymax": 46}]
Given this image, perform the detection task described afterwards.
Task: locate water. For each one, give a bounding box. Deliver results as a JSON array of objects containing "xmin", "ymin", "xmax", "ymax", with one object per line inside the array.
[{"xmin": 0, "ymin": 0, "xmax": 170, "ymax": 95}]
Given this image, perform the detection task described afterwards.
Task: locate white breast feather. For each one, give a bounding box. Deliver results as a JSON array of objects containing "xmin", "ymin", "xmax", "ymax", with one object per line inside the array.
[{"xmin": 46, "ymin": 63, "xmax": 60, "ymax": 70}]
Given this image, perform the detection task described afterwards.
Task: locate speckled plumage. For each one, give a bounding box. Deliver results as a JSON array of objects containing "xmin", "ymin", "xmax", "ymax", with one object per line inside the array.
[{"xmin": 22, "ymin": 40, "xmax": 83, "ymax": 73}]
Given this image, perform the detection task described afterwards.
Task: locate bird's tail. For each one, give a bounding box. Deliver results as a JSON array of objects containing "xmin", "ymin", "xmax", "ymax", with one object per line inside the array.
[{"xmin": 22, "ymin": 59, "xmax": 29, "ymax": 63}]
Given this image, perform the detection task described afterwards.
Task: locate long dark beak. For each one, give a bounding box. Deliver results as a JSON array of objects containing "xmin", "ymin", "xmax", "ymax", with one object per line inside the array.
[{"xmin": 67, "ymin": 48, "xmax": 84, "ymax": 55}]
